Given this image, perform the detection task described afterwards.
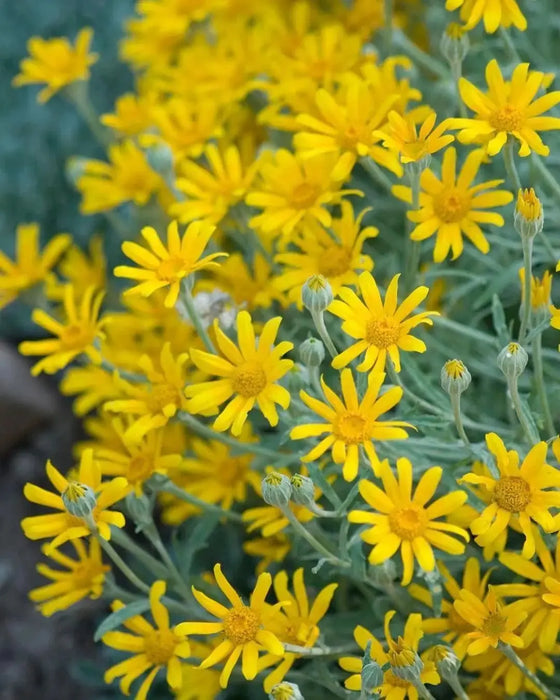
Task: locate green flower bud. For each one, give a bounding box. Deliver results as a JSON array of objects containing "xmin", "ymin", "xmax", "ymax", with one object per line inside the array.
[
  {"xmin": 269, "ymin": 682, "xmax": 304, "ymax": 700},
  {"xmin": 361, "ymin": 641, "xmax": 384, "ymax": 695},
  {"xmin": 302, "ymin": 275, "xmax": 333, "ymax": 314},
  {"xmin": 497, "ymin": 342, "xmax": 528, "ymax": 380},
  {"xmin": 514, "ymin": 188, "xmax": 543, "ymax": 240},
  {"xmin": 299, "ymin": 337, "xmax": 325, "ymax": 368},
  {"xmin": 290, "ymin": 474, "xmax": 315, "ymax": 507},
  {"xmin": 62, "ymin": 481, "xmax": 97, "ymax": 518},
  {"xmin": 124, "ymin": 492, "xmax": 154, "ymax": 533},
  {"xmin": 425, "ymin": 645, "xmax": 460, "ymax": 681},
  {"xmin": 404, "ymin": 156, "xmax": 431, "ymax": 181},
  {"xmin": 440, "ymin": 23, "xmax": 469, "ymax": 67},
  {"xmin": 262, "ymin": 472, "xmax": 292, "ymax": 507},
  {"xmin": 65, "ymin": 156, "xmax": 89, "ymax": 185},
  {"xmin": 388, "ymin": 643, "xmax": 424, "ymax": 684},
  {"xmin": 441, "ymin": 359, "xmax": 471, "ymax": 396},
  {"xmin": 145, "ymin": 142, "xmax": 174, "ymax": 175}
]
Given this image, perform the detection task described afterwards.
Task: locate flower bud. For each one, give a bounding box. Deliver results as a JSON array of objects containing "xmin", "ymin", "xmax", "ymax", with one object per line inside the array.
[
  {"xmin": 65, "ymin": 156, "xmax": 89, "ymax": 185},
  {"xmin": 404, "ymin": 156, "xmax": 431, "ymax": 180},
  {"xmin": 125, "ymin": 492, "xmax": 154, "ymax": 533},
  {"xmin": 62, "ymin": 481, "xmax": 97, "ymax": 518},
  {"xmin": 145, "ymin": 142, "xmax": 174, "ymax": 175},
  {"xmin": 361, "ymin": 641, "xmax": 384, "ymax": 695},
  {"xmin": 514, "ymin": 188, "xmax": 543, "ymax": 239},
  {"xmin": 302, "ymin": 275, "xmax": 333, "ymax": 314},
  {"xmin": 269, "ymin": 682, "xmax": 304, "ymax": 700},
  {"xmin": 424, "ymin": 645, "xmax": 460, "ymax": 681},
  {"xmin": 440, "ymin": 23, "xmax": 469, "ymax": 67},
  {"xmin": 262, "ymin": 472, "xmax": 292, "ymax": 507},
  {"xmin": 388, "ymin": 640, "xmax": 424, "ymax": 684},
  {"xmin": 299, "ymin": 337, "xmax": 325, "ymax": 368},
  {"xmin": 441, "ymin": 359, "xmax": 471, "ymax": 396},
  {"xmin": 290, "ymin": 474, "xmax": 315, "ymax": 507},
  {"xmin": 497, "ymin": 342, "xmax": 528, "ymax": 380}
]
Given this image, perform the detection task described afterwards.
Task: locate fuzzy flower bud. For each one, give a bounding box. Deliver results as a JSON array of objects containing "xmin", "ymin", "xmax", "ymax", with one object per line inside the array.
[
  {"xmin": 124, "ymin": 492, "xmax": 154, "ymax": 533},
  {"xmin": 441, "ymin": 359, "xmax": 471, "ymax": 396},
  {"xmin": 145, "ymin": 142, "xmax": 174, "ymax": 175},
  {"xmin": 515, "ymin": 188, "xmax": 543, "ymax": 239},
  {"xmin": 425, "ymin": 645, "xmax": 460, "ymax": 681},
  {"xmin": 269, "ymin": 682, "xmax": 304, "ymax": 700},
  {"xmin": 361, "ymin": 641, "xmax": 384, "ymax": 695},
  {"xmin": 299, "ymin": 337, "xmax": 325, "ymax": 368},
  {"xmin": 302, "ymin": 275, "xmax": 333, "ymax": 314},
  {"xmin": 62, "ymin": 481, "xmax": 97, "ymax": 518},
  {"xmin": 497, "ymin": 342, "xmax": 528, "ymax": 380},
  {"xmin": 262, "ymin": 472, "xmax": 292, "ymax": 507},
  {"xmin": 388, "ymin": 637, "xmax": 424, "ymax": 684},
  {"xmin": 440, "ymin": 23, "xmax": 469, "ymax": 67},
  {"xmin": 290, "ymin": 474, "xmax": 315, "ymax": 507}
]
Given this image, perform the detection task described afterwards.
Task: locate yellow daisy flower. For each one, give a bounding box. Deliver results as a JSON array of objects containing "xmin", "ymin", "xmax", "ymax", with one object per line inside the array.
[
  {"xmin": 115, "ymin": 220, "xmax": 225, "ymax": 308},
  {"xmin": 60, "ymin": 365, "xmax": 119, "ymax": 416},
  {"xmin": 174, "ymin": 642, "xmax": 222, "ymax": 700},
  {"xmin": 290, "ymin": 369, "xmax": 410, "ymax": 481},
  {"xmin": 373, "ymin": 110, "xmax": 454, "ymax": 164},
  {"xmin": 19, "ymin": 284, "xmax": 105, "ymax": 376},
  {"xmin": 175, "ymin": 563, "xmax": 286, "ymax": 688},
  {"xmin": 21, "ymin": 449, "xmax": 128, "ymax": 549},
  {"xmin": 184, "ymin": 310, "xmax": 293, "ymax": 436},
  {"xmin": 46, "ymin": 235, "xmax": 106, "ymax": 302},
  {"xmin": 453, "ymin": 586, "xmax": 526, "ymax": 655},
  {"xmin": 101, "ymin": 92, "xmax": 156, "ymax": 136},
  {"xmin": 243, "ymin": 500, "xmax": 315, "ymax": 538},
  {"xmin": 445, "ymin": 0, "xmax": 527, "ymax": 33},
  {"xmin": 392, "ymin": 147, "xmax": 513, "ymax": 261},
  {"xmin": 274, "ymin": 202, "xmax": 378, "ymax": 307},
  {"xmin": 519, "ymin": 267, "xmax": 552, "ymax": 311},
  {"xmin": 29, "ymin": 539, "xmax": 109, "ymax": 617},
  {"xmin": 77, "ymin": 140, "xmax": 163, "ymax": 214},
  {"xmin": 349, "ymin": 458, "xmax": 468, "ymax": 585},
  {"xmin": 13, "ymin": 28, "xmax": 98, "ymax": 102},
  {"xmin": 451, "ymin": 60, "xmax": 560, "ymax": 156},
  {"xmin": 329, "ymin": 271, "xmax": 438, "ymax": 373},
  {"xmin": 459, "ymin": 433, "xmax": 560, "ymax": 558},
  {"xmin": 243, "ymin": 534, "xmax": 292, "ymax": 574},
  {"xmin": 103, "ymin": 580, "xmax": 191, "ymax": 699},
  {"xmin": 0, "ymin": 223, "xmax": 70, "ymax": 308}
]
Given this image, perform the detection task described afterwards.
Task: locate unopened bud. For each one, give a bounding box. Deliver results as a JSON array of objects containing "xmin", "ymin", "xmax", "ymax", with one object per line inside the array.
[
  {"xmin": 440, "ymin": 23, "xmax": 469, "ymax": 67},
  {"xmin": 290, "ymin": 474, "xmax": 315, "ymax": 506},
  {"xmin": 441, "ymin": 359, "xmax": 471, "ymax": 396},
  {"xmin": 361, "ymin": 641, "xmax": 384, "ymax": 694},
  {"xmin": 125, "ymin": 492, "xmax": 154, "ymax": 533},
  {"xmin": 497, "ymin": 342, "xmax": 528, "ymax": 380},
  {"xmin": 299, "ymin": 337, "xmax": 325, "ymax": 368},
  {"xmin": 515, "ymin": 188, "xmax": 543, "ymax": 239},
  {"xmin": 388, "ymin": 641, "xmax": 423, "ymax": 684},
  {"xmin": 145, "ymin": 142, "xmax": 174, "ymax": 175},
  {"xmin": 62, "ymin": 481, "xmax": 97, "ymax": 518},
  {"xmin": 404, "ymin": 156, "xmax": 431, "ymax": 179},
  {"xmin": 262, "ymin": 472, "xmax": 292, "ymax": 507},
  {"xmin": 269, "ymin": 681, "xmax": 304, "ymax": 700},
  {"xmin": 302, "ymin": 275, "xmax": 333, "ymax": 314},
  {"xmin": 425, "ymin": 645, "xmax": 460, "ymax": 681}
]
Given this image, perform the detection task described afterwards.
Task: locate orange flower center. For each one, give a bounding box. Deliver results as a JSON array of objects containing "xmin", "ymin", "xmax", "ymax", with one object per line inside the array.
[
  {"xmin": 72, "ymin": 560, "xmax": 107, "ymax": 588},
  {"xmin": 317, "ymin": 245, "xmax": 353, "ymax": 278},
  {"xmin": 157, "ymin": 256, "xmax": 186, "ymax": 281},
  {"xmin": 334, "ymin": 411, "xmax": 368, "ymax": 444},
  {"xmin": 147, "ymin": 383, "xmax": 181, "ymax": 414},
  {"xmin": 433, "ymin": 188, "xmax": 471, "ymax": 223},
  {"xmin": 232, "ymin": 363, "xmax": 267, "ymax": 397},
  {"xmin": 481, "ymin": 611, "xmax": 507, "ymax": 638},
  {"xmin": 389, "ymin": 505, "xmax": 428, "ymax": 540},
  {"xmin": 144, "ymin": 628, "xmax": 179, "ymax": 666},
  {"xmin": 128, "ymin": 454, "xmax": 155, "ymax": 483},
  {"xmin": 60, "ymin": 324, "xmax": 95, "ymax": 350},
  {"xmin": 493, "ymin": 476, "xmax": 531, "ymax": 512},
  {"xmin": 218, "ymin": 457, "xmax": 249, "ymax": 486},
  {"xmin": 366, "ymin": 317, "xmax": 400, "ymax": 348},
  {"xmin": 223, "ymin": 605, "xmax": 260, "ymax": 645},
  {"xmin": 291, "ymin": 182, "xmax": 320, "ymax": 209},
  {"xmin": 489, "ymin": 104, "xmax": 524, "ymax": 132}
]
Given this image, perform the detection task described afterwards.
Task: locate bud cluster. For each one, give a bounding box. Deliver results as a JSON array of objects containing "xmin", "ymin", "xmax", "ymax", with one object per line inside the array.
[{"xmin": 262, "ymin": 472, "xmax": 316, "ymax": 509}]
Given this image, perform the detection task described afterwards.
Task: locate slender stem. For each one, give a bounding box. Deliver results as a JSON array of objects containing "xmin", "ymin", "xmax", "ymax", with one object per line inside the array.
[
  {"xmin": 359, "ymin": 156, "xmax": 394, "ymax": 192},
  {"xmin": 532, "ymin": 154, "xmax": 560, "ymax": 205},
  {"xmin": 110, "ymin": 528, "xmax": 169, "ymax": 578},
  {"xmin": 180, "ymin": 283, "xmax": 216, "ymax": 353},
  {"xmin": 499, "ymin": 643, "xmax": 560, "ymax": 700},
  {"xmin": 499, "ymin": 27, "xmax": 522, "ymax": 64},
  {"xmin": 412, "ymin": 681, "xmax": 437, "ymax": 700},
  {"xmin": 450, "ymin": 61, "xmax": 467, "ymax": 118},
  {"xmin": 532, "ymin": 332, "xmax": 555, "ymax": 438},
  {"xmin": 310, "ymin": 309, "xmax": 338, "ymax": 359},
  {"xmin": 403, "ymin": 168, "xmax": 421, "ymax": 295},
  {"xmin": 507, "ymin": 376, "xmax": 540, "ymax": 444},
  {"xmin": 96, "ymin": 535, "xmax": 151, "ymax": 594},
  {"xmin": 144, "ymin": 527, "xmax": 192, "ymax": 602},
  {"xmin": 503, "ymin": 136, "xmax": 522, "ymax": 193},
  {"xmin": 446, "ymin": 676, "xmax": 469, "ymax": 700},
  {"xmin": 158, "ymin": 477, "xmax": 243, "ymax": 522},
  {"xmin": 283, "ymin": 642, "xmax": 357, "ymax": 657},
  {"xmin": 450, "ymin": 392, "xmax": 470, "ymax": 445},
  {"xmin": 64, "ymin": 82, "xmax": 111, "ymax": 147},
  {"xmin": 393, "ymin": 30, "xmax": 449, "ymax": 79},
  {"xmin": 518, "ymin": 237, "xmax": 533, "ymax": 342},
  {"xmin": 383, "ymin": 0, "xmax": 393, "ymax": 55},
  {"xmin": 280, "ymin": 506, "xmax": 350, "ymax": 568},
  {"xmin": 309, "ymin": 364, "xmax": 323, "ymax": 397}
]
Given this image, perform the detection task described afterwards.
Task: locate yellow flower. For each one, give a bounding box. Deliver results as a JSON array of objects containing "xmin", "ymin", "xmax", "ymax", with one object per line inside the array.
[
  {"xmin": 173, "ymin": 642, "xmax": 222, "ymax": 700},
  {"xmin": 349, "ymin": 458, "xmax": 468, "ymax": 585},
  {"xmin": 374, "ymin": 110, "xmax": 454, "ymax": 164},
  {"xmin": 451, "ymin": 60, "xmax": 560, "ymax": 156},
  {"xmin": 274, "ymin": 202, "xmax": 378, "ymax": 307},
  {"xmin": 101, "ymin": 92, "xmax": 156, "ymax": 136},
  {"xmin": 171, "ymin": 143, "xmax": 259, "ymax": 224},
  {"xmin": 13, "ymin": 28, "xmax": 98, "ymax": 102},
  {"xmin": 77, "ymin": 140, "xmax": 162, "ymax": 214},
  {"xmin": 517, "ymin": 187, "xmax": 543, "ymax": 221},
  {"xmin": 246, "ymin": 150, "xmax": 361, "ymax": 240},
  {"xmin": 185, "ymin": 311, "xmax": 293, "ymax": 436},
  {"xmin": 243, "ymin": 533, "xmax": 292, "ymax": 574},
  {"xmin": 459, "ymin": 433, "xmax": 560, "ymax": 557},
  {"xmin": 60, "ymin": 365, "xmax": 119, "ymax": 416},
  {"xmin": 291, "ymin": 369, "xmax": 410, "ymax": 481},
  {"xmin": 392, "ymin": 147, "xmax": 513, "ymax": 261},
  {"xmin": 519, "ymin": 268, "xmax": 552, "ymax": 311},
  {"xmin": 19, "ymin": 284, "xmax": 105, "ymax": 376},
  {"xmin": 0, "ymin": 223, "xmax": 70, "ymax": 308},
  {"xmin": 176, "ymin": 563, "xmax": 286, "ymax": 688},
  {"xmin": 445, "ymin": 0, "xmax": 527, "ymax": 33},
  {"xmin": 329, "ymin": 271, "xmax": 438, "ymax": 373},
  {"xmin": 115, "ymin": 220, "xmax": 225, "ymax": 308},
  {"xmin": 103, "ymin": 580, "xmax": 191, "ymax": 698},
  {"xmin": 21, "ymin": 449, "xmax": 128, "ymax": 549},
  {"xmin": 29, "ymin": 539, "xmax": 109, "ymax": 617},
  {"xmin": 293, "ymin": 76, "xmax": 402, "ymax": 179},
  {"xmin": 453, "ymin": 586, "xmax": 526, "ymax": 655},
  {"xmin": 409, "ymin": 558, "xmax": 492, "ymax": 658},
  {"xmin": 259, "ymin": 568, "xmax": 338, "ymax": 691},
  {"xmin": 243, "ymin": 499, "xmax": 315, "ymax": 538},
  {"xmin": 339, "ymin": 611, "xmax": 440, "ymax": 696}
]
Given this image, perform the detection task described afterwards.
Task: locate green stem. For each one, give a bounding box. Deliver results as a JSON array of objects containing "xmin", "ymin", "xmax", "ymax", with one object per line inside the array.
[
  {"xmin": 383, "ymin": 0, "xmax": 393, "ymax": 55},
  {"xmin": 280, "ymin": 506, "xmax": 350, "ymax": 569},
  {"xmin": 499, "ymin": 27, "xmax": 522, "ymax": 64},
  {"xmin": 283, "ymin": 642, "xmax": 357, "ymax": 657},
  {"xmin": 359, "ymin": 156, "xmax": 394, "ymax": 192},
  {"xmin": 518, "ymin": 236, "xmax": 533, "ymax": 342},
  {"xmin": 499, "ymin": 643, "xmax": 560, "ymax": 700},
  {"xmin": 158, "ymin": 477, "xmax": 243, "ymax": 523},
  {"xmin": 450, "ymin": 392, "xmax": 470, "ymax": 445},
  {"xmin": 532, "ymin": 154, "xmax": 560, "ymax": 205},
  {"xmin": 310, "ymin": 309, "xmax": 338, "ymax": 359},
  {"xmin": 96, "ymin": 535, "xmax": 151, "ymax": 594},
  {"xmin": 503, "ymin": 136, "xmax": 522, "ymax": 193},
  {"xmin": 393, "ymin": 30, "xmax": 449, "ymax": 79},
  {"xmin": 308, "ymin": 364, "xmax": 323, "ymax": 397},
  {"xmin": 110, "ymin": 528, "xmax": 169, "ymax": 578},
  {"xmin": 532, "ymin": 332, "xmax": 555, "ymax": 438},
  {"xmin": 446, "ymin": 676, "xmax": 469, "ymax": 700},
  {"xmin": 450, "ymin": 60, "xmax": 467, "ymax": 118},
  {"xmin": 507, "ymin": 375, "xmax": 540, "ymax": 444},
  {"xmin": 64, "ymin": 82, "xmax": 111, "ymax": 148},
  {"xmin": 403, "ymin": 168, "xmax": 421, "ymax": 295},
  {"xmin": 412, "ymin": 681, "xmax": 437, "ymax": 700},
  {"xmin": 180, "ymin": 282, "xmax": 216, "ymax": 353},
  {"xmin": 144, "ymin": 527, "xmax": 192, "ymax": 602}
]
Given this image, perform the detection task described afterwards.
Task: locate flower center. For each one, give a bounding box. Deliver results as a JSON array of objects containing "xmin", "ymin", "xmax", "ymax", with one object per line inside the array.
[
  {"xmin": 219, "ymin": 457, "xmax": 248, "ymax": 486},
  {"xmin": 317, "ymin": 245, "xmax": 353, "ymax": 278},
  {"xmin": 388, "ymin": 639, "xmax": 417, "ymax": 668},
  {"xmin": 128, "ymin": 454, "xmax": 154, "ymax": 483},
  {"xmin": 489, "ymin": 104, "xmax": 524, "ymax": 132},
  {"xmin": 232, "ymin": 363, "xmax": 267, "ymax": 397},
  {"xmin": 147, "ymin": 383, "xmax": 181, "ymax": 414},
  {"xmin": 493, "ymin": 476, "xmax": 531, "ymax": 512},
  {"xmin": 223, "ymin": 606, "xmax": 260, "ymax": 645},
  {"xmin": 72, "ymin": 560, "xmax": 107, "ymax": 588},
  {"xmin": 63, "ymin": 481, "xmax": 88, "ymax": 503},
  {"xmin": 144, "ymin": 628, "xmax": 179, "ymax": 666},
  {"xmin": 481, "ymin": 611, "xmax": 507, "ymax": 638},
  {"xmin": 366, "ymin": 318, "xmax": 400, "ymax": 348},
  {"xmin": 388, "ymin": 505, "xmax": 428, "ymax": 540},
  {"xmin": 340, "ymin": 124, "xmax": 365, "ymax": 149},
  {"xmin": 157, "ymin": 256, "xmax": 186, "ymax": 281},
  {"xmin": 291, "ymin": 182, "xmax": 320, "ymax": 209},
  {"xmin": 433, "ymin": 188, "xmax": 472, "ymax": 223},
  {"xmin": 334, "ymin": 411, "xmax": 367, "ymax": 444},
  {"xmin": 60, "ymin": 324, "xmax": 94, "ymax": 350}
]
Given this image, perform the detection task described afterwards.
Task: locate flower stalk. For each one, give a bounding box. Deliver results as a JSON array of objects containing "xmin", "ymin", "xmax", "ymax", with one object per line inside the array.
[{"xmin": 499, "ymin": 643, "xmax": 560, "ymax": 700}]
